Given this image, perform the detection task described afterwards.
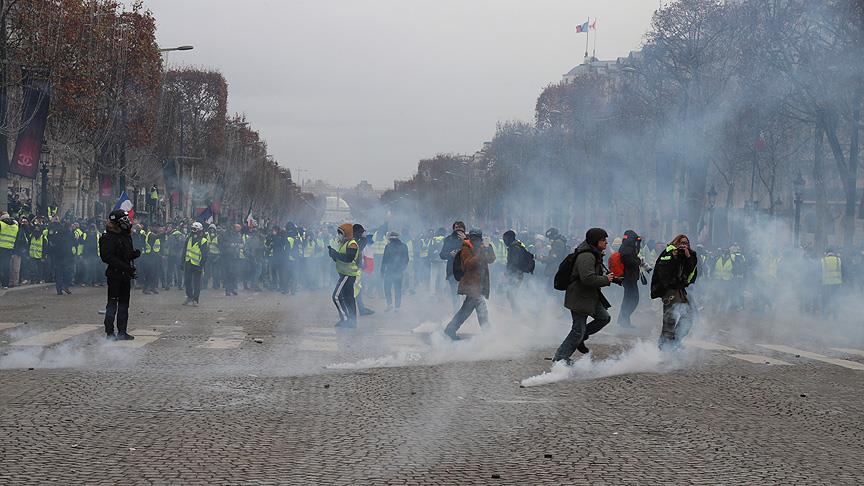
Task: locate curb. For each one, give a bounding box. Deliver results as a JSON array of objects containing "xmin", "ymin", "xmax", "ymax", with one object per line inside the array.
[{"xmin": 0, "ymin": 283, "xmax": 54, "ymax": 297}]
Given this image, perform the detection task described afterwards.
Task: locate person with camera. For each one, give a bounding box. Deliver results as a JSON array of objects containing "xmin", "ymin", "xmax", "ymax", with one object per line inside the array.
[
  {"xmin": 650, "ymin": 234, "xmax": 698, "ymax": 349},
  {"xmin": 99, "ymin": 210, "xmax": 141, "ymax": 340},
  {"xmin": 443, "ymin": 229, "xmax": 496, "ymax": 340},
  {"xmin": 552, "ymin": 228, "xmax": 615, "ymax": 365}
]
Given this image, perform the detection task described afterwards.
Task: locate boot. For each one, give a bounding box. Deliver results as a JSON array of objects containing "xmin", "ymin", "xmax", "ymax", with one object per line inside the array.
[
  {"xmin": 576, "ymin": 342, "xmax": 590, "ymax": 354},
  {"xmin": 116, "ymin": 332, "xmax": 135, "ymax": 341}
]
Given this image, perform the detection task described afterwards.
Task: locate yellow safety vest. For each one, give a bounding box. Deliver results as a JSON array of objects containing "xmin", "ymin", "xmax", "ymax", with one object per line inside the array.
[
  {"xmin": 714, "ymin": 256, "xmax": 733, "ymax": 281},
  {"xmin": 334, "ymin": 239, "xmax": 360, "ymax": 277},
  {"xmin": 185, "ymin": 237, "xmax": 209, "ymax": 266},
  {"xmin": 239, "ymin": 234, "xmax": 248, "ymax": 259},
  {"xmin": 419, "ymin": 238, "xmax": 430, "ymax": 258},
  {"xmin": 29, "ymin": 231, "xmax": 45, "ymax": 259},
  {"xmin": 822, "ymin": 255, "xmax": 842, "ymax": 285},
  {"xmin": 208, "ymin": 235, "xmax": 220, "ymax": 255},
  {"xmin": 0, "ymin": 221, "xmax": 20, "ymax": 250},
  {"xmin": 150, "ymin": 235, "xmax": 161, "ymax": 254},
  {"xmin": 303, "ymin": 237, "xmax": 316, "ymax": 257}
]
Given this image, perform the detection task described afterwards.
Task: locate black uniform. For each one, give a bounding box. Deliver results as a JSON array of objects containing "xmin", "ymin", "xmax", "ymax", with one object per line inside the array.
[
  {"xmin": 650, "ymin": 243, "xmax": 698, "ymax": 348},
  {"xmin": 99, "ymin": 223, "xmax": 140, "ymax": 337}
]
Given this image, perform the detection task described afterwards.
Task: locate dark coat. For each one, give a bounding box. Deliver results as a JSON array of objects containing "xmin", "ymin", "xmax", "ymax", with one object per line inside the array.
[
  {"xmin": 545, "ymin": 237, "xmax": 568, "ymax": 277},
  {"xmin": 439, "ymin": 231, "xmax": 464, "ymax": 279},
  {"xmin": 46, "ymin": 224, "xmax": 75, "ymax": 262},
  {"xmin": 650, "ymin": 245, "xmax": 698, "ymax": 299},
  {"xmin": 381, "ymin": 239, "xmax": 409, "ymax": 275},
  {"xmin": 456, "ymin": 239, "xmax": 496, "ymax": 298},
  {"xmin": 99, "ymin": 222, "xmax": 140, "ymax": 281},
  {"xmin": 564, "ymin": 241, "xmax": 611, "ymax": 315},
  {"xmin": 619, "ymin": 230, "xmax": 642, "ymax": 284}
]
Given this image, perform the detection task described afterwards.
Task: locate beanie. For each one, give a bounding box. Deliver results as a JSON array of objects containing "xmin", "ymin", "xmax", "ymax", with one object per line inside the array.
[
  {"xmin": 338, "ymin": 223, "xmax": 354, "ymax": 240},
  {"xmin": 503, "ymin": 230, "xmax": 516, "ymax": 244},
  {"xmin": 586, "ymin": 228, "xmax": 608, "ymax": 247}
]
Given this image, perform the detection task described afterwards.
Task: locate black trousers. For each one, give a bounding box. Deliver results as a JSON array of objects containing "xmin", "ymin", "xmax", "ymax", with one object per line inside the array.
[
  {"xmin": 660, "ymin": 289, "xmax": 692, "ymax": 347},
  {"xmin": 223, "ymin": 257, "xmax": 237, "ymax": 292},
  {"xmin": 0, "ymin": 248, "xmax": 11, "ymax": 287},
  {"xmin": 332, "ymin": 274, "xmax": 357, "ymax": 324},
  {"xmin": 185, "ymin": 264, "xmax": 203, "ymax": 301},
  {"xmin": 104, "ymin": 277, "xmax": 132, "ymax": 335},
  {"xmin": 618, "ymin": 280, "xmax": 639, "ymax": 325}
]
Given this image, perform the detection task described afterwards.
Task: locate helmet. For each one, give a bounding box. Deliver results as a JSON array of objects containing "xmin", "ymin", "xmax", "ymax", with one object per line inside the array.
[
  {"xmin": 191, "ymin": 222, "xmax": 203, "ymax": 231},
  {"xmin": 108, "ymin": 210, "xmax": 131, "ymax": 230}
]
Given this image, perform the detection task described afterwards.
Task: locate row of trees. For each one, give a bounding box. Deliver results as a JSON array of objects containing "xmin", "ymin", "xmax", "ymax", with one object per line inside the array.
[
  {"xmin": 0, "ymin": 0, "xmax": 310, "ymax": 224},
  {"xmin": 384, "ymin": 0, "xmax": 864, "ymax": 249}
]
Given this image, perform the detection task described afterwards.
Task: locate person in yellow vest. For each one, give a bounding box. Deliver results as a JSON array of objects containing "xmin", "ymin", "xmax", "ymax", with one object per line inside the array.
[
  {"xmin": 182, "ymin": 222, "xmax": 209, "ymax": 306},
  {"xmin": 206, "ymin": 224, "xmax": 222, "ymax": 290},
  {"xmin": 27, "ymin": 222, "xmax": 48, "ymax": 283},
  {"xmin": 71, "ymin": 222, "xmax": 87, "ymax": 285},
  {"xmin": 143, "ymin": 226, "xmax": 164, "ymax": 294},
  {"xmin": 0, "ymin": 212, "xmax": 20, "ymax": 288},
  {"xmin": 821, "ymin": 249, "xmax": 843, "ymax": 318},
  {"xmin": 651, "ymin": 234, "xmax": 699, "ymax": 349},
  {"xmin": 328, "ymin": 223, "xmax": 359, "ymax": 328}
]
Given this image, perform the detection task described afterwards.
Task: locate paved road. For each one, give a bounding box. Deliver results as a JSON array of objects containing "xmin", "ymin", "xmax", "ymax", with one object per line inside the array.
[{"xmin": 1, "ymin": 284, "xmax": 863, "ymax": 485}]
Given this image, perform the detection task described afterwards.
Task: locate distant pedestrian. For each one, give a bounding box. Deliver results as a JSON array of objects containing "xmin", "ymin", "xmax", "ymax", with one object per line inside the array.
[
  {"xmin": 182, "ymin": 222, "xmax": 208, "ymax": 306},
  {"xmin": 381, "ymin": 231, "xmax": 409, "ymax": 311},
  {"xmin": 328, "ymin": 223, "xmax": 360, "ymax": 328},
  {"xmin": 443, "ymin": 229, "xmax": 496, "ymax": 340}
]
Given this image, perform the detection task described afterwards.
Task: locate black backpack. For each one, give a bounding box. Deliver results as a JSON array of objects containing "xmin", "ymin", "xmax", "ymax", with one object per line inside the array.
[
  {"xmin": 452, "ymin": 249, "xmax": 465, "ymax": 281},
  {"xmin": 516, "ymin": 245, "xmax": 536, "ymax": 274},
  {"xmin": 553, "ymin": 251, "xmax": 579, "ymax": 291}
]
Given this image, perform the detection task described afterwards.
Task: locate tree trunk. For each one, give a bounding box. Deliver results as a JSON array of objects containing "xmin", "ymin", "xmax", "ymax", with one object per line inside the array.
[
  {"xmin": 813, "ymin": 117, "xmax": 828, "ymax": 251},
  {"xmin": 823, "ymin": 106, "xmax": 859, "ymax": 248}
]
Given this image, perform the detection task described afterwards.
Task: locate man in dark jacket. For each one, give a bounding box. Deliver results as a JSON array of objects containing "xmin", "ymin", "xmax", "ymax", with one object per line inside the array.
[
  {"xmin": 353, "ymin": 224, "xmax": 375, "ymax": 315},
  {"xmin": 380, "ymin": 231, "xmax": 409, "ymax": 311},
  {"xmin": 443, "ymin": 229, "xmax": 496, "ymax": 339},
  {"xmin": 99, "ymin": 210, "xmax": 141, "ymax": 340},
  {"xmin": 651, "ymin": 234, "xmax": 698, "ymax": 349},
  {"xmin": 439, "ymin": 221, "xmax": 466, "ymax": 310},
  {"xmin": 220, "ymin": 224, "xmax": 243, "ymax": 296},
  {"xmin": 543, "ymin": 228, "xmax": 568, "ymax": 290},
  {"xmin": 47, "ymin": 218, "xmax": 75, "ymax": 295},
  {"xmin": 552, "ymin": 228, "xmax": 614, "ymax": 364},
  {"xmin": 502, "ymin": 230, "xmax": 528, "ymax": 312},
  {"xmin": 617, "ymin": 230, "xmax": 644, "ymax": 328}
]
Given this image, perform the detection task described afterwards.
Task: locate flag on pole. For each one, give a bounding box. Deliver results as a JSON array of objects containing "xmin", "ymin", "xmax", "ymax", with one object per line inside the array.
[
  {"xmin": 245, "ymin": 207, "xmax": 257, "ymax": 228},
  {"xmin": 196, "ymin": 204, "xmax": 214, "ymax": 224},
  {"xmin": 114, "ymin": 191, "xmax": 135, "ymax": 220},
  {"xmin": 575, "ymin": 18, "xmax": 596, "ymax": 33}
]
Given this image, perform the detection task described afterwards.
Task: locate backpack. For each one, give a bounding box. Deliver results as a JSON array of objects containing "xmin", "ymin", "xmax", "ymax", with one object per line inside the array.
[
  {"xmin": 452, "ymin": 249, "xmax": 465, "ymax": 281},
  {"xmin": 516, "ymin": 245, "xmax": 536, "ymax": 274},
  {"xmin": 553, "ymin": 251, "xmax": 579, "ymax": 291},
  {"xmin": 608, "ymin": 251, "xmax": 624, "ymax": 277}
]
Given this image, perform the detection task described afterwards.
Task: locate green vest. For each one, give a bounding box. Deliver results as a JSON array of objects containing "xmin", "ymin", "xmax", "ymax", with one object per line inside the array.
[
  {"xmin": 822, "ymin": 255, "xmax": 842, "ymax": 285},
  {"xmin": 186, "ymin": 237, "xmax": 208, "ymax": 266},
  {"xmin": 0, "ymin": 221, "xmax": 20, "ymax": 250},
  {"xmin": 29, "ymin": 231, "xmax": 45, "ymax": 259},
  {"xmin": 208, "ymin": 235, "xmax": 220, "ymax": 255},
  {"xmin": 334, "ymin": 239, "xmax": 360, "ymax": 277},
  {"xmin": 714, "ymin": 256, "xmax": 733, "ymax": 281}
]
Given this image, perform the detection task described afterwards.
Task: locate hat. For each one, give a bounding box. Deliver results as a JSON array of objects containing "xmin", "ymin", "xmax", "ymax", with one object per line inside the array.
[
  {"xmin": 352, "ymin": 223, "xmax": 365, "ymax": 236},
  {"xmin": 585, "ymin": 228, "xmax": 608, "ymax": 247},
  {"xmin": 468, "ymin": 229, "xmax": 483, "ymax": 239},
  {"xmin": 192, "ymin": 222, "xmax": 204, "ymax": 231},
  {"xmin": 503, "ymin": 230, "xmax": 516, "ymax": 243},
  {"xmin": 338, "ymin": 223, "xmax": 354, "ymax": 240}
]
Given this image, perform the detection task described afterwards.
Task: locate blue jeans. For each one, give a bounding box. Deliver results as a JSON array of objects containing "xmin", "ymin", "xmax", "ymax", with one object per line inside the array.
[{"xmin": 553, "ymin": 302, "xmax": 611, "ymax": 361}]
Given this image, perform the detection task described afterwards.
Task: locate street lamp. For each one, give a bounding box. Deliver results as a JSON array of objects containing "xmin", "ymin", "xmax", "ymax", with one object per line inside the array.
[
  {"xmin": 39, "ymin": 141, "xmax": 50, "ymax": 217},
  {"xmin": 793, "ymin": 172, "xmax": 805, "ymax": 248},
  {"xmin": 159, "ymin": 45, "xmax": 194, "ymax": 52},
  {"xmin": 707, "ymin": 185, "xmax": 717, "ymax": 247}
]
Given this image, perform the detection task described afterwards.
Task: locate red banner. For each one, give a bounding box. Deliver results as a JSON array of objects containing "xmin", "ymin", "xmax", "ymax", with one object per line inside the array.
[
  {"xmin": 100, "ymin": 175, "xmax": 113, "ymax": 197},
  {"xmin": 10, "ymin": 70, "xmax": 50, "ymax": 179}
]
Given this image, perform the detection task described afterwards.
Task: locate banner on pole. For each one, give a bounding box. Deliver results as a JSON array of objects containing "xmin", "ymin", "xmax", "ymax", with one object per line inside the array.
[{"xmin": 10, "ymin": 69, "xmax": 50, "ymax": 179}]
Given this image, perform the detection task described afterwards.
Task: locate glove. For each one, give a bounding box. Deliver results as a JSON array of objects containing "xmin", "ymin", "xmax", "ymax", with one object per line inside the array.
[{"xmin": 327, "ymin": 246, "xmax": 337, "ymax": 259}]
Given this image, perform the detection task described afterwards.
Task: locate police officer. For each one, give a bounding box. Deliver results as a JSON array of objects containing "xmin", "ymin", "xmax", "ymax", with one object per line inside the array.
[{"xmin": 99, "ymin": 210, "xmax": 140, "ymax": 340}]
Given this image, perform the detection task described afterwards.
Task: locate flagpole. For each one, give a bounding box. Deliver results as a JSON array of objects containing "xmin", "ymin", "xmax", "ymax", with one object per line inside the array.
[
  {"xmin": 584, "ymin": 17, "xmax": 589, "ymax": 60},
  {"xmin": 592, "ymin": 21, "xmax": 597, "ymax": 59}
]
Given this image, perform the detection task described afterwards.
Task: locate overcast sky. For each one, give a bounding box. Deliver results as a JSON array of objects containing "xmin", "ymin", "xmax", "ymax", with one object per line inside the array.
[{"xmin": 147, "ymin": 0, "xmax": 658, "ymax": 188}]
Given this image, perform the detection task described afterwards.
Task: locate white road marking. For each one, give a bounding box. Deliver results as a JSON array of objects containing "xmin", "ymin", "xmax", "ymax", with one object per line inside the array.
[
  {"xmin": 830, "ymin": 348, "xmax": 864, "ymax": 358},
  {"xmin": 0, "ymin": 322, "xmax": 24, "ymax": 332},
  {"xmin": 299, "ymin": 339, "xmax": 338, "ymax": 352},
  {"xmin": 729, "ymin": 354, "xmax": 793, "ymax": 366},
  {"xmin": 198, "ymin": 326, "xmax": 247, "ymax": 349},
  {"xmin": 685, "ymin": 339, "xmax": 737, "ymax": 352},
  {"xmin": 757, "ymin": 344, "xmax": 864, "ymax": 371},
  {"xmin": 105, "ymin": 329, "xmax": 164, "ymax": 349},
  {"xmin": 11, "ymin": 324, "xmax": 100, "ymax": 346}
]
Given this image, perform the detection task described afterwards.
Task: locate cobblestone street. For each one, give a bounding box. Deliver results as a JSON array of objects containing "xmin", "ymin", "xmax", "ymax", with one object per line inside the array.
[{"xmin": 2, "ymin": 285, "xmax": 863, "ymax": 485}]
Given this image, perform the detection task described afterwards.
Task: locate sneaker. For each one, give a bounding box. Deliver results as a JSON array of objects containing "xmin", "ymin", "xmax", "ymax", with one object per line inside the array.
[
  {"xmin": 576, "ymin": 342, "xmax": 590, "ymax": 354},
  {"xmin": 151, "ymin": 289, "xmax": 159, "ymax": 294},
  {"xmin": 106, "ymin": 332, "xmax": 116, "ymax": 340},
  {"xmin": 192, "ymin": 301, "xmax": 199, "ymax": 307},
  {"xmin": 143, "ymin": 290, "xmax": 152, "ymax": 295},
  {"xmin": 63, "ymin": 288, "xmax": 72, "ymax": 295},
  {"xmin": 552, "ymin": 358, "xmax": 573, "ymax": 366},
  {"xmin": 359, "ymin": 308, "xmax": 375, "ymax": 316},
  {"xmin": 182, "ymin": 298, "xmax": 191, "ymax": 306},
  {"xmin": 116, "ymin": 333, "xmax": 135, "ymax": 341}
]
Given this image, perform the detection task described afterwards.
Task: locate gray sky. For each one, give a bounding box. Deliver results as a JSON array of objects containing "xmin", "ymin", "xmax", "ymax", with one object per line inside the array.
[{"xmin": 147, "ymin": 0, "xmax": 658, "ymax": 188}]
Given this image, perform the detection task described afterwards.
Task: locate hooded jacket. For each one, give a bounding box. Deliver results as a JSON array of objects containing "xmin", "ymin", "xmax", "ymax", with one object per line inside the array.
[
  {"xmin": 456, "ymin": 238, "xmax": 496, "ymax": 298},
  {"xmin": 381, "ymin": 238, "xmax": 409, "ymax": 275},
  {"xmin": 564, "ymin": 240, "xmax": 612, "ymax": 314},
  {"xmin": 99, "ymin": 221, "xmax": 140, "ymax": 280},
  {"xmin": 619, "ymin": 230, "xmax": 642, "ymax": 284},
  {"xmin": 439, "ymin": 231, "xmax": 465, "ymax": 279}
]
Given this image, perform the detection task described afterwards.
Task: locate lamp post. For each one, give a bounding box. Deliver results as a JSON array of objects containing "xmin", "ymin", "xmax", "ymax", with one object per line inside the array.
[
  {"xmin": 39, "ymin": 141, "xmax": 50, "ymax": 217},
  {"xmin": 793, "ymin": 172, "xmax": 805, "ymax": 248},
  {"xmin": 707, "ymin": 185, "xmax": 717, "ymax": 247}
]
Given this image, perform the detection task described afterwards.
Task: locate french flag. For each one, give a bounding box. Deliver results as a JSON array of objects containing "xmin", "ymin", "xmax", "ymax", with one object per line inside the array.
[{"xmin": 114, "ymin": 191, "xmax": 135, "ymax": 220}]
